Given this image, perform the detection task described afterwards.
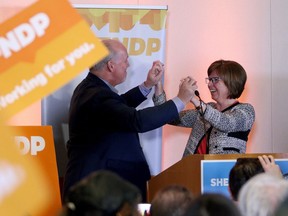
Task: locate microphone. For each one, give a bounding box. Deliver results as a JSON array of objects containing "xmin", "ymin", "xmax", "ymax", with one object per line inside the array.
[{"xmin": 194, "ymin": 90, "xmax": 209, "ymax": 153}]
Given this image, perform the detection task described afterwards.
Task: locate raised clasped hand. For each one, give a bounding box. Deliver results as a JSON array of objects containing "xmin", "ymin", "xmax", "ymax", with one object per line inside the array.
[
  {"xmin": 145, "ymin": 60, "xmax": 164, "ymax": 89},
  {"xmin": 179, "ymin": 76, "xmax": 197, "ymax": 87},
  {"xmin": 178, "ymin": 76, "xmax": 198, "ymax": 104}
]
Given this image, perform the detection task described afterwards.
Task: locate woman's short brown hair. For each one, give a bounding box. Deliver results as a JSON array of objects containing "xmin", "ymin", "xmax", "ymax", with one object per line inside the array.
[{"xmin": 207, "ymin": 60, "xmax": 247, "ymax": 99}]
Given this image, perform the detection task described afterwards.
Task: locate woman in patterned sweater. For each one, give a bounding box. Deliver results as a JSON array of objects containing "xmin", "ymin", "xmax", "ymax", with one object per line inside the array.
[{"xmin": 153, "ymin": 60, "xmax": 255, "ymax": 156}]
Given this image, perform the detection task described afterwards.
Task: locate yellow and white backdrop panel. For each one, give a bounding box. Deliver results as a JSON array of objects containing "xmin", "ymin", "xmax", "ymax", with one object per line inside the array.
[{"xmin": 42, "ymin": 5, "xmax": 168, "ymax": 176}]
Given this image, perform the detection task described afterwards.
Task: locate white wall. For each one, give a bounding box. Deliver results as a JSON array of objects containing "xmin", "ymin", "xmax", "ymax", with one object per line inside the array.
[
  {"xmin": 2, "ymin": 0, "xmax": 288, "ymax": 173},
  {"xmin": 134, "ymin": 0, "xmax": 288, "ymax": 171},
  {"xmin": 159, "ymin": 0, "xmax": 274, "ymax": 170},
  {"xmin": 271, "ymin": 1, "xmax": 288, "ymax": 153}
]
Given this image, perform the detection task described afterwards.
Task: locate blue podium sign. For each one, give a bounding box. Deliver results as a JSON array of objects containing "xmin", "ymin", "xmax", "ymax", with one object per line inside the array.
[{"xmin": 201, "ymin": 159, "xmax": 288, "ymax": 198}]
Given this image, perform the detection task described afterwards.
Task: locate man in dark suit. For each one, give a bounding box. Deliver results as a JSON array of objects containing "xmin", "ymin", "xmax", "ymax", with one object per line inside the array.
[{"xmin": 62, "ymin": 39, "xmax": 196, "ymax": 202}]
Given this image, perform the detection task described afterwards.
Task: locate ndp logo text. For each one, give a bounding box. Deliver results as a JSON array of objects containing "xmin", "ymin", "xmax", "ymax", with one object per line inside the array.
[
  {"xmin": 0, "ymin": 12, "xmax": 50, "ymax": 59},
  {"xmin": 15, "ymin": 136, "xmax": 45, "ymax": 155}
]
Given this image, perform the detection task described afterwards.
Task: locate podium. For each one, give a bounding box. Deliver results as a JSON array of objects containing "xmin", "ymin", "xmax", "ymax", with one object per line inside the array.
[{"xmin": 147, "ymin": 153, "xmax": 288, "ymax": 202}]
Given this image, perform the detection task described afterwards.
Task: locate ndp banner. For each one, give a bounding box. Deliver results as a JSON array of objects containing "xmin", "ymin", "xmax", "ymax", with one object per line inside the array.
[
  {"xmin": 0, "ymin": 125, "xmax": 61, "ymax": 216},
  {"xmin": 0, "ymin": 125, "xmax": 52, "ymax": 215},
  {"xmin": 12, "ymin": 126, "xmax": 62, "ymax": 216},
  {"xmin": 75, "ymin": 5, "xmax": 168, "ymax": 175},
  {"xmin": 0, "ymin": 0, "xmax": 109, "ymax": 214},
  {"xmin": 0, "ymin": 0, "xmax": 108, "ymax": 120}
]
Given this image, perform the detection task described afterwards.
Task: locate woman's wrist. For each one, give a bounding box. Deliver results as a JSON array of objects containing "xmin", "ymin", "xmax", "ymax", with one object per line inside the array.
[{"xmin": 154, "ymin": 81, "xmax": 164, "ymax": 96}]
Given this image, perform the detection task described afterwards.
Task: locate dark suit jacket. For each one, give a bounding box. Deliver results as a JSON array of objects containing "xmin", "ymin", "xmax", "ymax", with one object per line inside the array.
[{"xmin": 62, "ymin": 73, "xmax": 179, "ymax": 201}]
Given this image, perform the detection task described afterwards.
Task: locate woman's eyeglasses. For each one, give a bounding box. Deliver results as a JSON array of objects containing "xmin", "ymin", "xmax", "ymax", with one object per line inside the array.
[{"xmin": 205, "ymin": 77, "xmax": 221, "ymax": 84}]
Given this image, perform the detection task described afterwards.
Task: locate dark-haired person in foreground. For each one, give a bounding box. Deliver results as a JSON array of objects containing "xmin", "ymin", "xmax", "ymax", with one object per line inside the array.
[
  {"xmin": 185, "ymin": 193, "xmax": 242, "ymax": 216},
  {"xmin": 149, "ymin": 185, "xmax": 194, "ymax": 216},
  {"xmin": 60, "ymin": 170, "xmax": 142, "ymax": 216},
  {"xmin": 228, "ymin": 157, "xmax": 264, "ymax": 201}
]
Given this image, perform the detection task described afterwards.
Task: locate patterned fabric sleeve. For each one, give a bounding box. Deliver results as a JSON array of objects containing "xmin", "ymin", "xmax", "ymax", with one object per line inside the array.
[
  {"xmin": 152, "ymin": 91, "xmax": 167, "ymax": 105},
  {"xmin": 153, "ymin": 91, "xmax": 199, "ymax": 128},
  {"xmin": 204, "ymin": 103, "xmax": 255, "ymax": 132}
]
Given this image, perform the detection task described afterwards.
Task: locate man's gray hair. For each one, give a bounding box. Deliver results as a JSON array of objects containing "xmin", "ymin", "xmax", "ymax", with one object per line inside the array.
[
  {"xmin": 90, "ymin": 39, "xmax": 117, "ymax": 71},
  {"xmin": 238, "ymin": 173, "xmax": 288, "ymax": 216}
]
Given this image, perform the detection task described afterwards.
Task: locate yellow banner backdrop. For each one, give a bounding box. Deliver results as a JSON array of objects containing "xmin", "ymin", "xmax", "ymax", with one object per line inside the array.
[
  {"xmin": 73, "ymin": 5, "xmax": 167, "ymax": 175},
  {"xmin": 0, "ymin": 0, "xmax": 108, "ymax": 120}
]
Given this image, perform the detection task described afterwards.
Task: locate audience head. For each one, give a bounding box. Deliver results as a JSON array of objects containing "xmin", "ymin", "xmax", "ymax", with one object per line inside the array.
[
  {"xmin": 149, "ymin": 185, "xmax": 194, "ymax": 216},
  {"xmin": 184, "ymin": 193, "xmax": 241, "ymax": 216},
  {"xmin": 275, "ymin": 194, "xmax": 288, "ymax": 216},
  {"xmin": 238, "ymin": 172, "xmax": 288, "ymax": 216},
  {"xmin": 229, "ymin": 157, "xmax": 264, "ymax": 201},
  {"xmin": 207, "ymin": 59, "xmax": 247, "ymax": 99},
  {"xmin": 60, "ymin": 170, "xmax": 142, "ymax": 216}
]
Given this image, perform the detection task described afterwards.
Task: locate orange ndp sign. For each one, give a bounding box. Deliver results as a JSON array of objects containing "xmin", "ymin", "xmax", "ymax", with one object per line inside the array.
[
  {"xmin": 11, "ymin": 126, "xmax": 62, "ymax": 216},
  {"xmin": 0, "ymin": 0, "xmax": 108, "ymax": 214},
  {"xmin": 0, "ymin": 0, "xmax": 108, "ymax": 120},
  {"xmin": 0, "ymin": 125, "xmax": 53, "ymax": 216}
]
